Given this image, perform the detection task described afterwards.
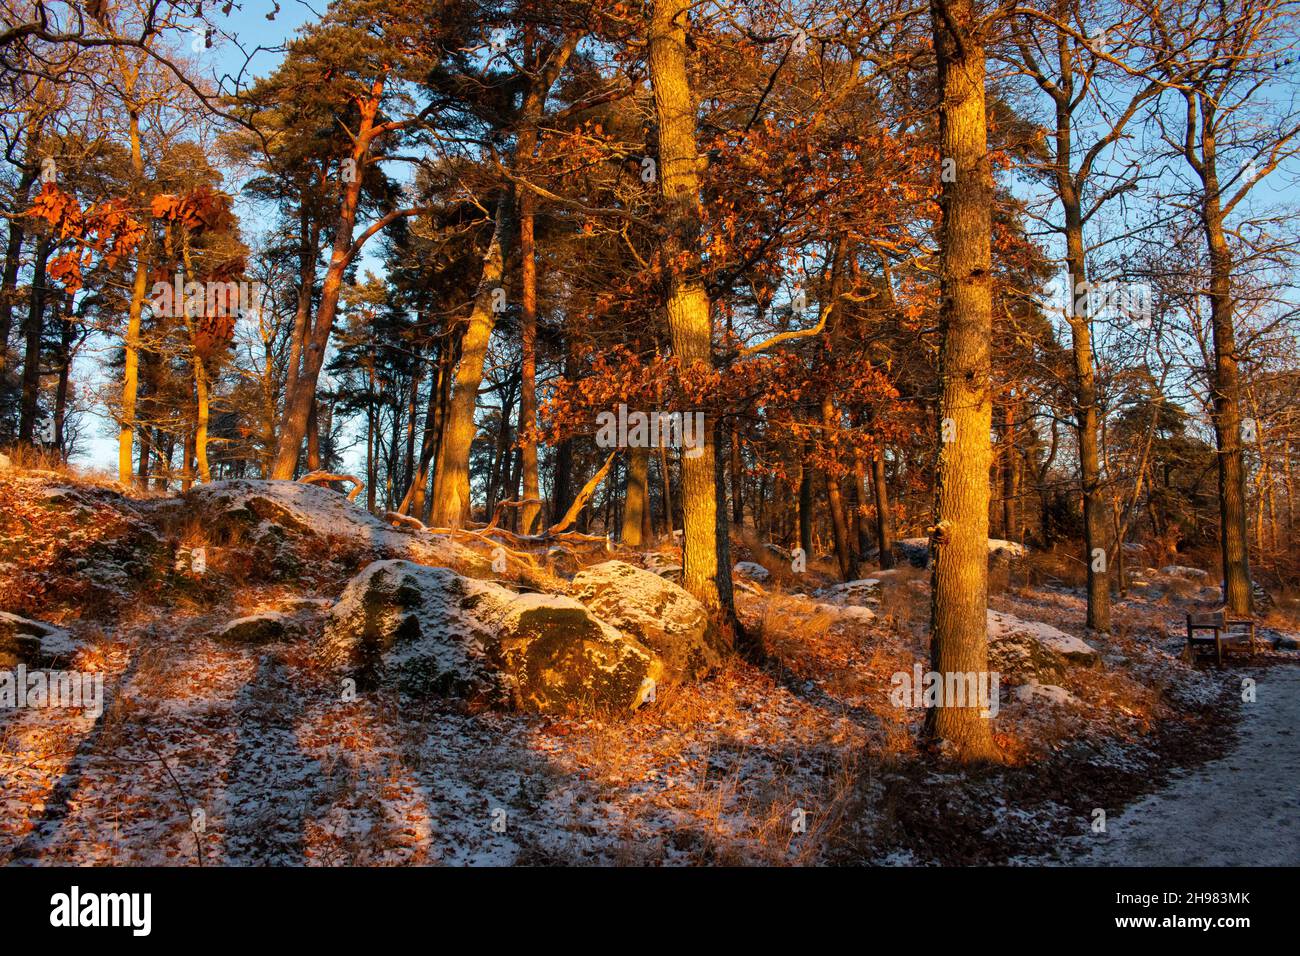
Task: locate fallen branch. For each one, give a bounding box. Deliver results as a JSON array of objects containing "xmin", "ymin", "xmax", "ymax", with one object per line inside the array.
[
  {"xmin": 384, "ymin": 511, "xmax": 428, "ymax": 532},
  {"xmin": 298, "ymin": 470, "xmax": 364, "ymax": 502},
  {"xmin": 483, "ymin": 497, "xmax": 546, "ymax": 533},
  {"xmin": 548, "ymin": 451, "xmax": 617, "ymax": 534}
]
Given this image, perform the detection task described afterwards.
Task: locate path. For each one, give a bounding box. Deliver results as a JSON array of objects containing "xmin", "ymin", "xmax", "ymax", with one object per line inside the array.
[{"xmin": 1071, "ymin": 665, "xmax": 1300, "ymax": 866}]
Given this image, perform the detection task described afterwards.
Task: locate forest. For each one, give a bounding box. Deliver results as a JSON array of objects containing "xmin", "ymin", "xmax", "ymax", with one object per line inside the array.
[{"xmin": 0, "ymin": 0, "xmax": 1298, "ymax": 875}]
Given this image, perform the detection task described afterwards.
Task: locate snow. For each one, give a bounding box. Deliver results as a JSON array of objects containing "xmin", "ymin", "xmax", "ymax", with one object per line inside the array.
[
  {"xmin": 988, "ymin": 539, "xmax": 1029, "ymax": 559},
  {"xmin": 816, "ymin": 604, "xmax": 877, "ymax": 625}
]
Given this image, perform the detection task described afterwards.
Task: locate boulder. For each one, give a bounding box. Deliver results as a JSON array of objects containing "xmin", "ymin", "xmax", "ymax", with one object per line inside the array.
[
  {"xmin": 1160, "ymin": 565, "xmax": 1208, "ymax": 581},
  {"xmin": 764, "ymin": 543, "xmax": 792, "ymax": 561},
  {"xmin": 215, "ymin": 611, "xmax": 300, "ymax": 646},
  {"xmin": 641, "ymin": 551, "xmax": 684, "ymax": 583},
  {"xmin": 817, "ymin": 578, "xmax": 882, "ymax": 607},
  {"xmin": 180, "ymin": 480, "xmax": 491, "ymax": 578},
  {"xmin": 893, "ymin": 538, "xmax": 931, "ymax": 568},
  {"xmin": 732, "ymin": 561, "xmax": 770, "ymax": 583},
  {"xmin": 0, "ymin": 611, "xmax": 76, "ymax": 667},
  {"xmin": 322, "ymin": 560, "xmax": 510, "ymax": 698},
  {"xmin": 572, "ymin": 560, "xmax": 721, "ymax": 682},
  {"xmin": 1012, "ymin": 680, "xmax": 1081, "ymax": 707},
  {"xmin": 815, "ymin": 603, "xmax": 876, "ymax": 627},
  {"xmin": 490, "ymin": 592, "xmax": 661, "ymax": 714},
  {"xmin": 892, "ymin": 538, "xmax": 1028, "ymax": 569},
  {"xmin": 542, "ymin": 546, "xmax": 581, "ymax": 579},
  {"xmin": 987, "ymin": 609, "xmax": 1100, "ymax": 681},
  {"xmin": 280, "ymin": 596, "xmax": 334, "ymax": 613},
  {"xmin": 988, "ymin": 539, "xmax": 1029, "ymax": 564},
  {"xmin": 322, "ymin": 559, "xmax": 661, "ymax": 713}
]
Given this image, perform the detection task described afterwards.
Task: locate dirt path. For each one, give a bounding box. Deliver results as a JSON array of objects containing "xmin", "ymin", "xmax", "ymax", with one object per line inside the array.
[{"xmin": 1070, "ymin": 664, "xmax": 1300, "ymax": 866}]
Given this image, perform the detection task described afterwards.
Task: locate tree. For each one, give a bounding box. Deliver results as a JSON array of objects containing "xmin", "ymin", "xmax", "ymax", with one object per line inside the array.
[
  {"xmin": 924, "ymin": 0, "xmax": 999, "ymax": 762},
  {"xmin": 1148, "ymin": 0, "xmax": 1300, "ymax": 614},
  {"xmin": 647, "ymin": 0, "xmax": 731, "ymax": 614}
]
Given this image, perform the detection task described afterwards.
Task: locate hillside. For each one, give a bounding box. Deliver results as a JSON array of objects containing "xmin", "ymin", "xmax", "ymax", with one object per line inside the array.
[{"xmin": 3, "ymin": 465, "xmax": 1295, "ymax": 865}]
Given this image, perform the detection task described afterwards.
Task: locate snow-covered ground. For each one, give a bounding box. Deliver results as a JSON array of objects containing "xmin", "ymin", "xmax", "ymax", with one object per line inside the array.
[{"xmin": 1066, "ymin": 664, "xmax": 1300, "ymax": 866}]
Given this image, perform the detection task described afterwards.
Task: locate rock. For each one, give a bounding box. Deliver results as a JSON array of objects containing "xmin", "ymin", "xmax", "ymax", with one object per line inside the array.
[
  {"xmin": 280, "ymin": 596, "xmax": 334, "ymax": 613},
  {"xmin": 1012, "ymin": 680, "xmax": 1081, "ymax": 707},
  {"xmin": 1273, "ymin": 633, "xmax": 1300, "ymax": 651},
  {"xmin": 322, "ymin": 560, "xmax": 508, "ymax": 697},
  {"xmin": 987, "ymin": 609, "xmax": 1100, "ymax": 681},
  {"xmin": 817, "ymin": 578, "xmax": 882, "ymax": 607},
  {"xmin": 180, "ymin": 480, "xmax": 491, "ymax": 577},
  {"xmin": 892, "ymin": 538, "xmax": 1028, "ymax": 569},
  {"xmin": 491, "ymin": 592, "xmax": 661, "ymax": 713},
  {"xmin": 893, "ymin": 538, "xmax": 931, "ymax": 568},
  {"xmin": 572, "ymin": 560, "xmax": 721, "ymax": 682},
  {"xmin": 543, "ymin": 547, "xmax": 581, "ymax": 579},
  {"xmin": 0, "ymin": 611, "xmax": 76, "ymax": 667},
  {"xmin": 988, "ymin": 539, "xmax": 1029, "ymax": 563},
  {"xmin": 764, "ymin": 543, "xmax": 792, "ymax": 561},
  {"xmin": 322, "ymin": 559, "xmax": 661, "ymax": 713},
  {"xmin": 732, "ymin": 561, "xmax": 770, "ymax": 582},
  {"xmin": 1160, "ymin": 565, "xmax": 1208, "ymax": 581},
  {"xmin": 215, "ymin": 611, "xmax": 300, "ymax": 646},
  {"xmin": 814, "ymin": 603, "xmax": 876, "ymax": 627},
  {"xmin": 640, "ymin": 551, "xmax": 684, "ymax": 584}
]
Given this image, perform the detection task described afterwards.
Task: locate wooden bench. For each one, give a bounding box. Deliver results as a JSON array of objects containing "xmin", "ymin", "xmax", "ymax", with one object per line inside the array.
[{"xmin": 1185, "ymin": 611, "xmax": 1257, "ymax": 667}]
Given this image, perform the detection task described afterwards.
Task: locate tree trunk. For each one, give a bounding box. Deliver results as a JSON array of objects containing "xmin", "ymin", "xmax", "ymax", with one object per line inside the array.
[
  {"xmin": 924, "ymin": 0, "xmax": 998, "ymax": 762},
  {"xmin": 306, "ymin": 398, "xmax": 321, "ymax": 472},
  {"xmin": 822, "ymin": 395, "xmax": 858, "ymax": 580},
  {"xmin": 429, "ymin": 197, "xmax": 509, "ymax": 527},
  {"xmin": 118, "ymin": 105, "xmax": 151, "ymax": 485},
  {"xmin": 0, "ymin": 162, "xmax": 37, "ymax": 377},
  {"xmin": 1202, "ymin": 175, "xmax": 1253, "ymax": 614},
  {"xmin": 272, "ymin": 79, "xmax": 384, "ymax": 479},
  {"xmin": 17, "ymin": 236, "xmax": 50, "ymax": 444},
  {"xmin": 622, "ymin": 445, "xmax": 649, "ymax": 546},
  {"xmin": 649, "ymin": 0, "xmax": 730, "ymax": 613},
  {"xmin": 872, "ymin": 445, "xmax": 895, "ymax": 569},
  {"xmin": 53, "ymin": 297, "xmax": 73, "ymax": 454},
  {"xmin": 798, "ymin": 453, "xmax": 813, "ymax": 557},
  {"xmin": 1061, "ymin": 193, "xmax": 1111, "ymax": 631},
  {"xmin": 730, "ymin": 424, "xmax": 744, "ymax": 526},
  {"xmin": 1002, "ymin": 397, "xmax": 1020, "ymax": 540},
  {"xmin": 516, "ymin": 92, "xmax": 543, "ymax": 536},
  {"xmin": 657, "ymin": 440, "xmax": 673, "ymax": 537},
  {"xmin": 399, "ymin": 343, "xmax": 446, "ymax": 519}
]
